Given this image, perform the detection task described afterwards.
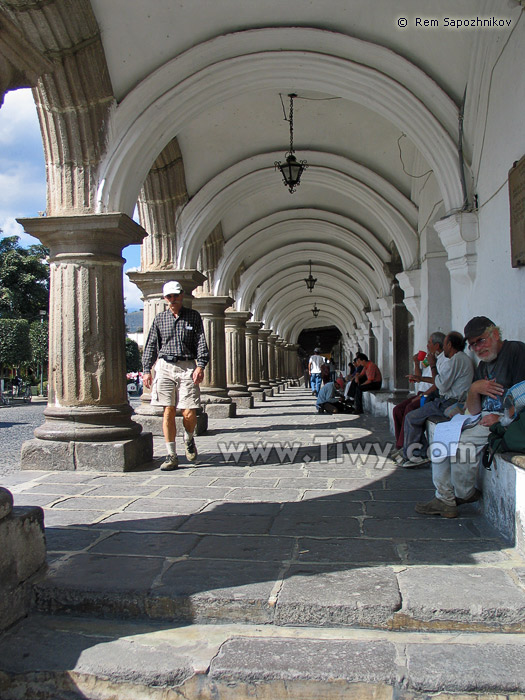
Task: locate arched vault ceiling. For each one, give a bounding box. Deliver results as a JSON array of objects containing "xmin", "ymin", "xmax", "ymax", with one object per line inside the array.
[
  {"xmin": 177, "ymin": 153, "xmax": 418, "ymax": 269},
  {"xmin": 216, "ymin": 209, "xmax": 391, "ymax": 280},
  {"xmin": 96, "ymin": 29, "xmax": 464, "ymax": 216},
  {"xmin": 249, "ymin": 269, "xmax": 370, "ymax": 330},
  {"xmin": 259, "ymin": 279, "xmax": 365, "ymax": 338},
  {"xmin": 91, "ymin": 9, "xmax": 476, "ymax": 106},
  {"xmin": 215, "ymin": 214, "xmax": 391, "ymax": 297},
  {"xmin": 236, "ymin": 247, "xmax": 379, "ymax": 314}
]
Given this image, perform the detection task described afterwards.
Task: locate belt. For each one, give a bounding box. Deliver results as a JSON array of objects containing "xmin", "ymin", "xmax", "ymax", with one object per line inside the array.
[{"xmin": 159, "ymin": 355, "xmax": 194, "ymax": 363}]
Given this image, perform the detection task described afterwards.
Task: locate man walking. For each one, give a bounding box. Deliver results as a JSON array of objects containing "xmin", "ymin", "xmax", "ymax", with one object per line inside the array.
[{"xmin": 142, "ymin": 281, "xmax": 209, "ymax": 470}]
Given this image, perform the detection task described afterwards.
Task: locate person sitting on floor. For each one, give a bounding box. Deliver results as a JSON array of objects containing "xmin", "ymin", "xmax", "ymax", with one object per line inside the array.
[
  {"xmin": 391, "ymin": 332, "xmax": 445, "ymax": 460},
  {"xmin": 398, "ymin": 331, "xmax": 474, "ymax": 468},
  {"xmin": 316, "ymin": 376, "xmax": 346, "ymax": 414},
  {"xmin": 416, "ymin": 317, "xmax": 525, "ymax": 518},
  {"xmin": 346, "ymin": 353, "xmax": 382, "ymax": 415}
]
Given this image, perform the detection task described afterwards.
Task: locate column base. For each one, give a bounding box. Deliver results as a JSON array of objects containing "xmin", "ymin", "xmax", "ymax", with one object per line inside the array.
[
  {"xmin": 20, "ymin": 432, "xmax": 153, "ymax": 472},
  {"xmin": 228, "ymin": 392, "xmax": 254, "ymax": 409},
  {"xmin": 249, "ymin": 389, "xmax": 266, "ymax": 402},
  {"xmin": 132, "ymin": 411, "xmax": 208, "ymax": 438},
  {"xmin": 204, "ymin": 402, "xmax": 237, "ymax": 418},
  {"xmin": 263, "ymin": 387, "xmax": 274, "ymax": 398}
]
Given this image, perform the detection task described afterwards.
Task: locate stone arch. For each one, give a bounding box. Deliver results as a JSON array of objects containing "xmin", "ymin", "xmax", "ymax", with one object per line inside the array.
[{"xmin": 96, "ymin": 29, "xmax": 463, "ymax": 216}]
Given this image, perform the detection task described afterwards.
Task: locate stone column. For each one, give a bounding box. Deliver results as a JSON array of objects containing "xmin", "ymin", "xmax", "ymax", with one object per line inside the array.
[
  {"xmin": 225, "ymin": 311, "xmax": 253, "ymax": 409},
  {"xmin": 126, "ymin": 269, "xmax": 208, "ymax": 436},
  {"xmin": 276, "ymin": 339, "xmax": 287, "ymax": 385},
  {"xmin": 377, "ymin": 296, "xmax": 394, "ymax": 391},
  {"xmin": 268, "ymin": 334, "xmax": 279, "ymax": 390},
  {"xmin": 287, "ymin": 344, "xmax": 300, "ymax": 381},
  {"xmin": 192, "ymin": 296, "xmax": 236, "ymax": 418},
  {"xmin": 258, "ymin": 329, "xmax": 273, "ymax": 397},
  {"xmin": 245, "ymin": 321, "xmax": 265, "ymax": 402},
  {"xmin": 392, "ymin": 280, "xmax": 410, "ymax": 395},
  {"xmin": 17, "ymin": 214, "xmax": 153, "ymax": 471}
]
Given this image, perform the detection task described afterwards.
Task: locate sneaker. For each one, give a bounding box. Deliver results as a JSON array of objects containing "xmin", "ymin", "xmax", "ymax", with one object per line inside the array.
[
  {"xmin": 160, "ymin": 454, "xmax": 179, "ymax": 471},
  {"xmin": 415, "ymin": 497, "xmax": 458, "ymax": 518},
  {"xmin": 456, "ymin": 488, "xmax": 482, "ymax": 505},
  {"xmin": 400, "ymin": 456, "xmax": 430, "ymax": 468},
  {"xmin": 390, "ymin": 447, "xmax": 402, "ymax": 460},
  {"xmin": 185, "ymin": 437, "xmax": 198, "ymax": 462}
]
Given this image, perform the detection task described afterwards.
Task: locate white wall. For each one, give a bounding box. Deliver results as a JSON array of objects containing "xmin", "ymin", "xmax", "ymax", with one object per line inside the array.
[{"xmin": 466, "ymin": 21, "xmax": 525, "ymax": 341}]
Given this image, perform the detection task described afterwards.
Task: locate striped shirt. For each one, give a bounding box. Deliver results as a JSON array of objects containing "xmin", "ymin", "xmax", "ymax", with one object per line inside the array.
[{"xmin": 142, "ymin": 306, "xmax": 209, "ymax": 372}]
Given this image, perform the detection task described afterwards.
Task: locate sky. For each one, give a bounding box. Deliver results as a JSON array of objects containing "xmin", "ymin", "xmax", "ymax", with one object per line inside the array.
[{"xmin": 0, "ymin": 89, "xmax": 144, "ymax": 311}]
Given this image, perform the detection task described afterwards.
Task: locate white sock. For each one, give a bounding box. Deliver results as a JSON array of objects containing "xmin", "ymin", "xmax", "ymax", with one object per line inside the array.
[
  {"xmin": 166, "ymin": 441, "xmax": 176, "ymax": 456},
  {"xmin": 184, "ymin": 430, "xmax": 194, "ymax": 442}
]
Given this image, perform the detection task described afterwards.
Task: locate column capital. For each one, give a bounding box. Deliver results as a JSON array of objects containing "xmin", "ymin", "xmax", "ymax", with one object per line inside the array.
[
  {"xmin": 127, "ymin": 269, "xmax": 207, "ymax": 300},
  {"xmin": 18, "ymin": 214, "xmax": 147, "ymax": 260},
  {"xmin": 246, "ymin": 320, "xmax": 263, "ymax": 334},
  {"xmin": 434, "ymin": 212, "xmax": 478, "ymax": 286},
  {"xmin": 258, "ymin": 328, "xmax": 273, "ymax": 340},
  {"xmin": 193, "ymin": 296, "xmax": 235, "ymax": 316},
  {"xmin": 224, "ymin": 310, "xmax": 253, "ymax": 327},
  {"xmin": 396, "ymin": 269, "xmax": 421, "ymax": 329}
]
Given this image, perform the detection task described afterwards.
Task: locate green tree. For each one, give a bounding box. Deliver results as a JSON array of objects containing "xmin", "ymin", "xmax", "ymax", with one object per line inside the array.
[
  {"xmin": 126, "ymin": 337, "xmax": 142, "ymax": 372},
  {"xmin": 29, "ymin": 319, "xmax": 48, "ymax": 365},
  {"xmin": 0, "ymin": 319, "xmax": 31, "ymax": 369},
  {"xmin": 0, "ymin": 235, "xmax": 49, "ymax": 321}
]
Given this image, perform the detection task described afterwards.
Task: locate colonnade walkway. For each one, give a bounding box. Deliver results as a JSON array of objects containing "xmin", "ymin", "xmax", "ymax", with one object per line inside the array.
[{"xmin": 2, "ymin": 385, "xmax": 525, "ymax": 698}]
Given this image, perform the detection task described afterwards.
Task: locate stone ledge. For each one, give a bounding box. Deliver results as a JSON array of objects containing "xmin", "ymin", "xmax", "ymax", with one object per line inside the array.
[
  {"xmin": 20, "ymin": 432, "xmax": 154, "ymax": 472},
  {"xmin": 1, "ymin": 617, "xmax": 525, "ymax": 698},
  {"xmin": 0, "ymin": 506, "xmax": 45, "ymax": 631}
]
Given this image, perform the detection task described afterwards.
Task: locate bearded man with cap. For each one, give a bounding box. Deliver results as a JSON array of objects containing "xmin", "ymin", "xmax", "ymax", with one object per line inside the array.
[
  {"xmin": 416, "ymin": 317, "xmax": 525, "ymax": 518},
  {"xmin": 142, "ymin": 281, "xmax": 209, "ymax": 471}
]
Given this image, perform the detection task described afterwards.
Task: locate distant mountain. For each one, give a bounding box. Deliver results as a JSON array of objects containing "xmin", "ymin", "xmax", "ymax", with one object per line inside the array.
[{"xmin": 125, "ymin": 310, "xmax": 143, "ymax": 332}]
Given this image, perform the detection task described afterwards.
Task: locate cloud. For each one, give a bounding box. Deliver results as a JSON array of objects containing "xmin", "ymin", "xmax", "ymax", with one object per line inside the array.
[
  {"xmin": 123, "ymin": 273, "xmax": 144, "ymax": 311},
  {"xmin": 0, "ymin": 88, "xmax": 46, "ymax": 242}
]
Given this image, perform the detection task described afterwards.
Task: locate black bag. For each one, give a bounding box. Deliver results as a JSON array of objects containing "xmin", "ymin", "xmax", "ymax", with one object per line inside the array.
[{"xmin": 482, "ymin": 411, "xmax": 525, "ymax": 470}]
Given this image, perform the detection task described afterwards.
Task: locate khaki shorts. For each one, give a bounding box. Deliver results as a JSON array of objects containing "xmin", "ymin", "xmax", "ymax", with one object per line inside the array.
[{"xmin": 151, "ymin": 358, "xmax": 200, "ymax": 409}]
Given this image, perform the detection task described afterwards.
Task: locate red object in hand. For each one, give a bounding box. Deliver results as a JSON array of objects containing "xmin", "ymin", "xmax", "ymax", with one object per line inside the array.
[{"xmin": 417, "ymin": 350, "xmax": 427, "ymax": 361}]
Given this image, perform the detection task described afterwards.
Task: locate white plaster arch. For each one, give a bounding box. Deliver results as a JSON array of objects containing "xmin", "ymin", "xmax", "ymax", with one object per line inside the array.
[
  {"xmin": 214, "ymin": 211, "xmax": 392, "ymax": 297},
  {"xmin": 250, "ymin": 268, "xmax": 369, "ymax": 327},
  {"xmin": 267, "ymin": 288, "xmax": 363, "ymax": 339},
  {"xmin": 236, "ymin": 247, "xmax": 379, "ymax": 312},
  {"xmin": 96, "ymin": 29, "xmax": 463, "ymax": 216},
  {"xmin": 178, "ymin": 154, "xmax": 418, "ymax": 268}
]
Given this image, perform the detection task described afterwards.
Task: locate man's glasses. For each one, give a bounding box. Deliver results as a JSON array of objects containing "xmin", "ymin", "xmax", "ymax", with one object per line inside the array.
[{"xmin": 468, "ymin": 335, "xmax": 490, "ymax": 351}]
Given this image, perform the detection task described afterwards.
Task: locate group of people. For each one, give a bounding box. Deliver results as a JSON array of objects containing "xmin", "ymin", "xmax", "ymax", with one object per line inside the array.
[
  {"xmin": 141, "ymin": 282, "xmax": 525, "ymax": 524},
  {"xmin": 309, "ymin": 349, "xmax": 382, "ymax": 415},
  {"xmin": 394, "ymin": 316, "xmax": 525, "ymax": 519}
]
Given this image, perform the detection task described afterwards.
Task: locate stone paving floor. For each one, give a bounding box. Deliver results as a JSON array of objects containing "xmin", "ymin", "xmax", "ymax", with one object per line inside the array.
[{"xmin": 3, "ymin": 386, "xmax": 525, "ymax": 632}]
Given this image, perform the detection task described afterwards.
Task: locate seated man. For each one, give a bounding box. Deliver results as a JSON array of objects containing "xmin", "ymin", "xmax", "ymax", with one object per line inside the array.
[
  {"xmin": 316, "ymin": 377, "xmax": 345, "ymax": 414},
  {"xmin": 346, "ymin": 353, "xmax": 382, "ymax": 414},
  {"xmin": 416, "ymin": 317, "xmax": 525, "ymax": 518},
  {"xmin": 392, "ymin": 332, "xmax": 445, "ymax": 457},
  {"xmin": 399, "ymin": 331, "xmax": 474, "ymax": 467}
]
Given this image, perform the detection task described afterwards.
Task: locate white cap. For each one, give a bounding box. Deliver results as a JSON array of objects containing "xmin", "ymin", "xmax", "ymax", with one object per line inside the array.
[{"xmin": 163, "ymin": 281, "xmax": 183, "ymax": 296}]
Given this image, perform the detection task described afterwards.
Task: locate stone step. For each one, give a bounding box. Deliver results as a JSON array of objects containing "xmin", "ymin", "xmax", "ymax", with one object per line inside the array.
[
  {"xmin": 0, "ymin": 614, "xmax": 524, "ymax": 699},
  {"xmin": 32, "ymin": 547, "xmax": 525, "ymax": 633}
]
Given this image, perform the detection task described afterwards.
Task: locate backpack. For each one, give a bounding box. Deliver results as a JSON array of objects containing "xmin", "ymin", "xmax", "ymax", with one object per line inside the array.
[{"xmin": 482, "ymin": 411, "xmax": 525, "ymax": 470}]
